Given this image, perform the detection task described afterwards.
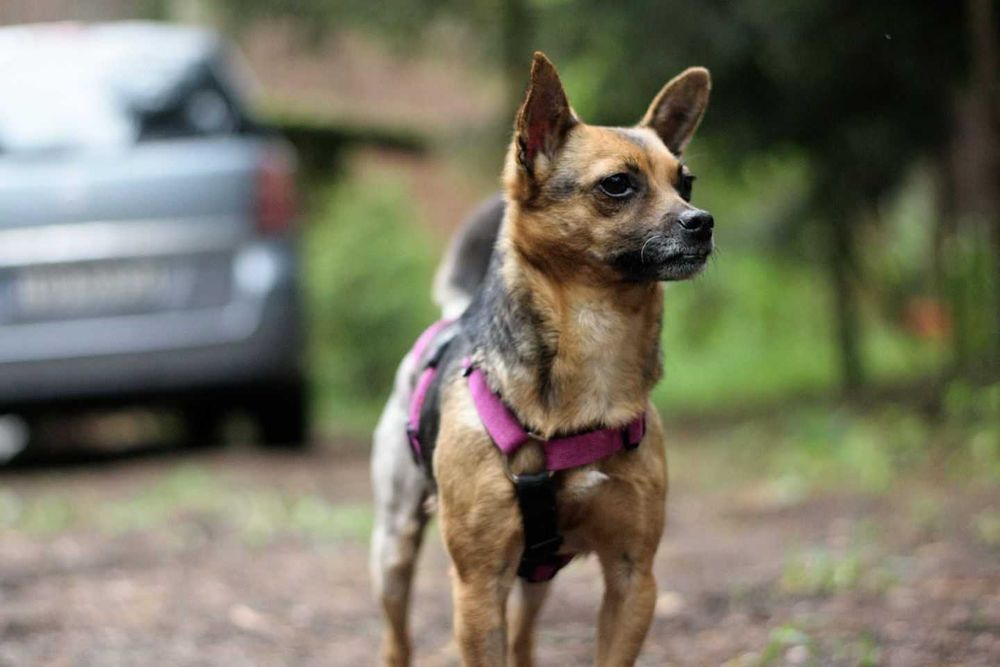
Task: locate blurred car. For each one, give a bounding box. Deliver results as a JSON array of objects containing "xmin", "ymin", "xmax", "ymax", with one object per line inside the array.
[{"xmin": 0, "ymin": 22, "xmax": 307, "ymax": 446}]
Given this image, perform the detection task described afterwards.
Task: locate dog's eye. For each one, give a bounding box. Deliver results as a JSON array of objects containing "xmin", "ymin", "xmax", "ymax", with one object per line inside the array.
[
  {"xmin": 598, "ymin": 173, "xmax": 634, "ymax": 198},
  {"xmin": 677, "ymin": 172, "xmax": 696, "ymax": 202}
]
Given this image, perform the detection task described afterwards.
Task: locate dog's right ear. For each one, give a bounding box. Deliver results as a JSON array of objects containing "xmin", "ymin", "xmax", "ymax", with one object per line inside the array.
[{"xmin": 513, "ymin": 52, "xmax": 576, "ymax": 179}]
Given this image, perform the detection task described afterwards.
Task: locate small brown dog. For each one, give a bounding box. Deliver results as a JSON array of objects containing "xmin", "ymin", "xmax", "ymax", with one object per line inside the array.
[{"xmin": 371, "ymin": 52, "xmax": 713, "ymax": 666}]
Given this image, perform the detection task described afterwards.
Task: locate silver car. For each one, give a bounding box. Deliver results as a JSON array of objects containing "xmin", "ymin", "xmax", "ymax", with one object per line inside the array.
[{"xmin": 0, "ymin": 22, "xmax": 307, "ymax": 446}]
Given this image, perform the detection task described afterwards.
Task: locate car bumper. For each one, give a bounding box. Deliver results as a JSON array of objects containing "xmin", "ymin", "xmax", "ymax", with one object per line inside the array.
[{"xmin": 0, "ymin": 242, "xmax": 303, "ymax": 410}]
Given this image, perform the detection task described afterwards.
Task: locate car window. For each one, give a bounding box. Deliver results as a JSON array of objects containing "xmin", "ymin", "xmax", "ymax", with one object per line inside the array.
[{"xmin": 0, "ymin": 26, "xmax": 244, "ymax": 155}]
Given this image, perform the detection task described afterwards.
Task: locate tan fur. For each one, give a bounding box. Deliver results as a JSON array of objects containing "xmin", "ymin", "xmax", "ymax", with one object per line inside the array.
[
  {"xmin": 374, "ymin": 52, "xmax": 710, "ymax": 666},
  {"xmin": 434, "ymin": 371, "xmax": 668, "ymax": 665}
]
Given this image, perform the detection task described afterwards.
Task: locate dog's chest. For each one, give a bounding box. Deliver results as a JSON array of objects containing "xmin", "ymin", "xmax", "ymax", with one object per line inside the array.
[{"xmin": 551, "ymin": 301, "xmax": 648, "ymax": 423}]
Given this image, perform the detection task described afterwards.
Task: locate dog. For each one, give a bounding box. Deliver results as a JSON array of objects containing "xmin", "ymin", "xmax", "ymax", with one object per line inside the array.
[{"xmin": 371, "ymin": 52, "xmax": 713, "ymax": 666}]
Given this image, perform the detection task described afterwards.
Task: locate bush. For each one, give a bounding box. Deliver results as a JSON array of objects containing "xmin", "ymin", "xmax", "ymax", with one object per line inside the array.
[{"xmin": 304, "ymin": 170, "xmax": 438, "ymax": 433}]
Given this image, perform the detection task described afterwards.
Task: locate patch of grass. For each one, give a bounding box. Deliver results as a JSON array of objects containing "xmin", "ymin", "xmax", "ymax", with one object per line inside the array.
[
  {"xmin": 0, "ymin": 465, "xmax": 374, "ymax": 547},
  {"xmin": 98, "ymin": 466, "xmax": 219, "ymax": 534},
  {"xmin": 909, "ymin": 496, "xmax": 945, "ymax": 538},
  {"xmin": 756, "ymin": 624, "xmax": 816, "ymax": 666},
  {"xmin": 234, "ymin": 492, "xmax": 373, "ymax": 546},
  {"xmin": 779, "ymin": 522, "xmax": 898, "ymax": 597},
  {"xmin": 1, "ymin": 492, "xmax": 76, "ymax": 535},
  {"xmin": 971, "ymin": 509, "xmax": 1000, "ymax": 549},
  {"xmin": 781, "ymin": 549, "xmax": 865, "ymax": 597},
  {"xmin": 677, "ymin": 399, "xmax": 999, "ymax": 502},
  {"xmin": 943, "ymin": 380, "xmax": 1000, "ymax": 482},
  {"xmin": 832, "ymin": 634, "xmax": 881, "ymax": 667},
  {"xmin": 745, "ymin": 622, "xmax": 882, "ymax": 667},
  {"xmin": 771, "ymin": 406, "xmax": 934, "ymax": 494}
]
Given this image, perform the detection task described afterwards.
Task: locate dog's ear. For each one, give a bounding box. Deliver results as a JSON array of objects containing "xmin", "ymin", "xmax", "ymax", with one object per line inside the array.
[
  {"xmin": 640, "ymin": 67, "xmax": 711, "ymax": 155},
  {"xmin": 514, "ymin": 52, "xmax": 576, "ymax": 177}
]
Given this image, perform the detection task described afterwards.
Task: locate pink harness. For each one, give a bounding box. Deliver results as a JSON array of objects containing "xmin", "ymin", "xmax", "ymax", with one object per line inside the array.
[
  {"xmin": 406, "ymin": 320, "xmax": 646, "ymax": 581},
  {"xmin": 464, "ymin": 361, "xmax": 646, "ymax": 471},
  {"xmin": 406, "ymin": 319, "xmax": 455, "ymax": 458}
]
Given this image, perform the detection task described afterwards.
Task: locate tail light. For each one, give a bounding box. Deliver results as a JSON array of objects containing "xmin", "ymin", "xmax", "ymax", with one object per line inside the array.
[{"xmin": 256, "ymin": 146, "xmax": 298, "ymax": 235}]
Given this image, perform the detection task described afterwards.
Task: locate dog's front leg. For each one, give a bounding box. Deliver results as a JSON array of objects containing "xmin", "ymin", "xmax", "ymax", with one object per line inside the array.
[
  {"xmin": 508, "ymin": 579, "xmax": 551, "ymax": 667},
  {"xmin": 438, "ymin": 468, "xmax": 521, "ymax": 666},
  {"xmin": 449, "ymin": 567, "xmax": 516, "ymax": 666},
  {"xmin": 595, "ymin": 551, "xmax": 658, "ymax": 666}
]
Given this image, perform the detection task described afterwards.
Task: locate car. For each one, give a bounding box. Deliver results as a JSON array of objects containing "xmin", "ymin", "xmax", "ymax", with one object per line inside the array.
[{"xmin": 0, "ymin": 21, "xmax": 307, "ymax": 448}]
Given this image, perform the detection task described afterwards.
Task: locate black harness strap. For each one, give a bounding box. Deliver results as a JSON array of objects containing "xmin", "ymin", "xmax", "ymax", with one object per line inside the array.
[{"xmin": 514, "ymin": 472, "xmax": 573, "ymax": 582}]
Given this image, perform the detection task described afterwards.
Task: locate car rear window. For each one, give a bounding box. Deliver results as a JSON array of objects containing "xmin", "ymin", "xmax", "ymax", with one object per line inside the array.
[{"xmin": 0, "ymin": 24, "xmax": 248, "ymax": 155}]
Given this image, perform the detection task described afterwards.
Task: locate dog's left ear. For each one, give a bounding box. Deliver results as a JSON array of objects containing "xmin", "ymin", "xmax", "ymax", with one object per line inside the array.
[
  {"xmin": 514, "ymin": 52, "xmax": 577, "ymax": 177},
  {"xmin": 640, "ymin": 67, "xmax": 711, "ymax": 156}
]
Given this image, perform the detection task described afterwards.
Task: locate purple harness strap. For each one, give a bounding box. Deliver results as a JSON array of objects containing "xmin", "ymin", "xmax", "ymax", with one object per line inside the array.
[
  {"xmin": 405, "ymin": 320, "xmax": 646, "ymax": 583},
  {"xmin": 464, "ymin": 361, "xmax": 646, "ymax": 471},
  {"xmin": 406, "ymin": 319, "xmax": 454, "ymax": 458}
]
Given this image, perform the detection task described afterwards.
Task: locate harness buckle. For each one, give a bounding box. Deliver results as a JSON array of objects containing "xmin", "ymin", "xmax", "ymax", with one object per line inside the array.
[{"xmin": 502, "ymin": 455, "xmax": 553, "ymax": 485}]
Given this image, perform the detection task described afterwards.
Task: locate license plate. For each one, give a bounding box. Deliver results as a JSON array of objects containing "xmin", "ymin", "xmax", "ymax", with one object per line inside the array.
[{"xmin": 9, "ymin": 260, "xmax": 190, "ymax": 320}]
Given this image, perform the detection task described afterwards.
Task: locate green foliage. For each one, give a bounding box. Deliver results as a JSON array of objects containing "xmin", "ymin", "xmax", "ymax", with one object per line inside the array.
[
  {"xmin": 303, "ymin": 169, "xmax": 438, "ymax": 432},
  {"xmin": 942, "ymin": 380, "xmax": 1000, "ymax": 480},
  {"xmin": 675, "ymin": 400, "xmax": 1000, "ymax": 502},
  {"xmin": 0, "ymin": 465, "xmax": 374, "ymax": 546},
  {"xmin": 652, "ymin": 250, "xmax": 946, "ymax": 415},
  {"xmin": 655, "ymin": 252, "xmax": 836, "ymax": 412}
]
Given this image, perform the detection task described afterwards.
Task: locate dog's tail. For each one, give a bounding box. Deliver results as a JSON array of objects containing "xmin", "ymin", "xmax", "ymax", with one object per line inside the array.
[{"xmin": 432, "ymin": 193, "xmax": 505, "ymax": 319}]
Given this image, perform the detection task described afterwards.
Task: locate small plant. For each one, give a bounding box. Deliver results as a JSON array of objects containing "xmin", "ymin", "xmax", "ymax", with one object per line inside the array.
[
  {"xmin": 780, "ymin": 549, "xmax": 863, "ymax": 597},
  {"xmin": 779, "ymin": 531, "xmax": 898, "ymax": 598},
  {"xmin": 756, "ymin": 624, "xmax": 815, "ymax": 666}
]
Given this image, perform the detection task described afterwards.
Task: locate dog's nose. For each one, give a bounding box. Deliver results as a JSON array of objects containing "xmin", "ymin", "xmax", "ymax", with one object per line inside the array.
[{"xmin": 678, "ymin": 209, "xmax": 714, "ymax": 233}]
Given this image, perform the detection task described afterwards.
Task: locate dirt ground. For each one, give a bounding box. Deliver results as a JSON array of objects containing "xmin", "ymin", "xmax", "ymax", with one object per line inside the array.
[{"xmin": 0, "ymin": 437, "xmax": 997, "ymax": 667}]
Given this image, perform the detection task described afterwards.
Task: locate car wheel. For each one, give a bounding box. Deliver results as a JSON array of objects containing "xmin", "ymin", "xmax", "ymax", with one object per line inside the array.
[
  {"xmin": 255, "ymin": 380, "xmax": 309, "ymax": 448},
  {"xmin": 182, "ymin": 405, "xmax": 227, "ymax": 448}
]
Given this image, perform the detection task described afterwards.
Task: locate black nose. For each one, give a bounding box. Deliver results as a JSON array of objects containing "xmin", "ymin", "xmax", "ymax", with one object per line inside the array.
[{"xmin": 678, "ymin": 209, "xmax": 714, "ymax": 232}]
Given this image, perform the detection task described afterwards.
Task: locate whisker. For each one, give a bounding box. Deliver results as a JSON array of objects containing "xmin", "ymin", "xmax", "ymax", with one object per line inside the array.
[{"xmin": 640, "ymin": 235, "xmax": 662, "ymax": 264}]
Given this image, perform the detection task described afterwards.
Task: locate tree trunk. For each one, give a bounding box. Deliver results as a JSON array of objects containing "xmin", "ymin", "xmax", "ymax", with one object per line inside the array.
[
  {"xmin": 967, "ymin": 0, "xmax": 1000, "ymax": 378},
  {"xmin": 827, "ymin": 217, "xmax": 864, "ymax": 391}
]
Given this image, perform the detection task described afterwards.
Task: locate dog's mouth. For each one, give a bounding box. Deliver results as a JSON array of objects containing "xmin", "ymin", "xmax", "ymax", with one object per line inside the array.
[
  {"xmin": 659, "ymin": 249, "xmax": 712, "ymax": 280},
  {"xmin": 608, "ymin": 235, "xmax": 713, "ymax": 282}
]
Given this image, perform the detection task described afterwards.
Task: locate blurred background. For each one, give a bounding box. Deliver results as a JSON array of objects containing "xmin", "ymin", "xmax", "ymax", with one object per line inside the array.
[{"xmin": 0, "ymin": 1, "xmax": 997, "ymax": 665}]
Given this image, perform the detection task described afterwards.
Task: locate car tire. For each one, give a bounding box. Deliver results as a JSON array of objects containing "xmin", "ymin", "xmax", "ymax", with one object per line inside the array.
[
  {"xmin": 182, "ymin": 405, "xmax": 227, "ymax": 448},
  {"xmin": 255, "ymin": 379, "xmax": 309, "ymax": 448}
]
